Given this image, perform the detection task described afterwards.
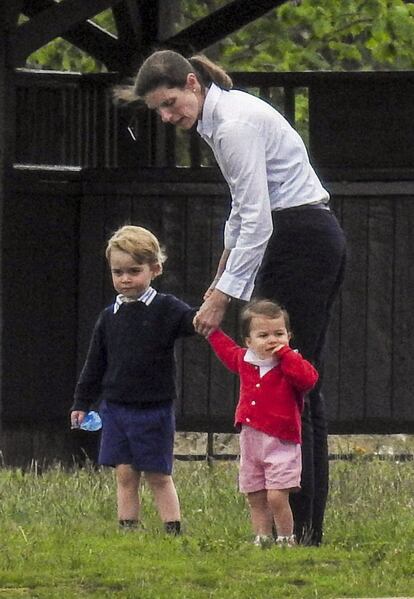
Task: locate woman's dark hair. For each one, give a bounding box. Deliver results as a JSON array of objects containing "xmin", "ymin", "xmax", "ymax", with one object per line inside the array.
[
  {"xmin": 113, "ymin": 50, "xmax": 232, "ymax": 104},
  {"xmin": 240, "ymin": 299, "xmax": 291, "ymax": 340}
]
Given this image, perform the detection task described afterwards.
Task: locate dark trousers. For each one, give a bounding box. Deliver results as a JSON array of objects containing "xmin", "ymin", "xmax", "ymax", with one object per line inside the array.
[{"xmin": 254, "ymin": 206, "xmax": 346, "ymax": 545}]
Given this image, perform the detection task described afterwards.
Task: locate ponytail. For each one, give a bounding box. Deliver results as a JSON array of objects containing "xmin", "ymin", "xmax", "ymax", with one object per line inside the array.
[{"xmin": 189, "ymin": 55, "xmax": 233, "ymax": 91}]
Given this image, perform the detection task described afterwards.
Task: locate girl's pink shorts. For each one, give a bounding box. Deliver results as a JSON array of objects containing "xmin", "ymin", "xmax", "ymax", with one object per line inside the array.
[{"xmin": 238, "ymin": 425, "xmax": 301, "ymax": 494}]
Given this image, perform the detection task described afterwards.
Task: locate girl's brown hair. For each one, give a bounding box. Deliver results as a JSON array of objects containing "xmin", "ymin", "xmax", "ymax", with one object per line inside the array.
[
  {"xmin": 113, "ymin": 50, "xmax": 232, "ymax": 104},
  {"xmin": 240, "ymin": 299, "xmax": 291, "ymax": 340}
]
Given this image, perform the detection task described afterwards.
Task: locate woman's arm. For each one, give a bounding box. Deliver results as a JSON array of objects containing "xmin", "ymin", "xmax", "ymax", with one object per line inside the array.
[
  {"xmin": 212, "ymin": 121, "xmax": 273, "ymax": 301},
  {"xmin": 203, "ymin": 249, "xmax": 231, "ymax": 300}
]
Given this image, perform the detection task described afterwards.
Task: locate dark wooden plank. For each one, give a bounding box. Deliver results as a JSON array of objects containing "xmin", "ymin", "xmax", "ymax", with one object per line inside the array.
[
  {"xmin": 323, "ymin": 197, "xmax": 343, "ymax": 426},
  {"xmin": 156, "ymin": 195, "xmax": 188, "ymax": 298},
  {"xmin": 178, "ymin": 197, "xmax": 215, "ymax": 423},
  {"xmin": 335, "ymin": 198, "xmax": 368, "ymax": 424},
  {"xmin": 205, "ymin": 198, "xmax": 239, "ymax": 428},
  {"xmin": 309, "ymin": 79, "xmax": 414, "ymax": 171},
  {"xmin": 76, "ymin": 195, "xmax": 107, "ymax": 374},
  {"xmin": 364, "ymin": 200, "xmax": 394, "ymax": 420},
  {"xmin": 112, "ymin": 0, "xmax": 140, "ymax": 45},
  {"xmin": 392, "ymin": 199, "xmax": 414, "ymax": 424},
  {"xmin": 2, "ymin": 192, "xmax": 79, "ymax": 423}
]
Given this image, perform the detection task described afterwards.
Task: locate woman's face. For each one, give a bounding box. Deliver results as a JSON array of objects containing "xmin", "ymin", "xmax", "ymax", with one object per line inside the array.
[{"xmin": 144, "ymin": 74, "xmax": 203, "ymax": 130}]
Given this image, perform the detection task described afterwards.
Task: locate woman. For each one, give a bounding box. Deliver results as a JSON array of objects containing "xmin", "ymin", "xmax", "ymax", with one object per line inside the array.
[{"xmin": 115, "ymin": 50, "xmax": 346, "ymax": 545}]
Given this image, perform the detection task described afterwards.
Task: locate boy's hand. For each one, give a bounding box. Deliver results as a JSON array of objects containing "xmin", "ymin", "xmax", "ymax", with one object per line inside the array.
[{"xmin": 70, "ymin": 410, "xmax": 86, "ymax": 429}]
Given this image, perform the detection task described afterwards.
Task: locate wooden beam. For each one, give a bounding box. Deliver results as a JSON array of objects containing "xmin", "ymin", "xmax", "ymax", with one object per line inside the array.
[
  {"xmin": 163, "ymin": 0, "xmax": 289, "ymax": 54},
  {"xmin": 112, "ymin": 0, "xmax": 160, "ymax": 70},
  {"xmin": 0, "ymin": 2, "xmax": 19, "ymax": 435},
  {"xmin": 112, "ymin": 0, "xmax": 141, "ymax": 43},
  {"xmin": 12, "ymin": 0, "xmax": 124, "ymax": 67},
  {"xmin": 4, "ymin": 1, "xmax": 25, "ymax": 28}
]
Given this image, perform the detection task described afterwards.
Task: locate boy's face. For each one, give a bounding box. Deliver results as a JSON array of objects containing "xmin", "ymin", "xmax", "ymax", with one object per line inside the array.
[
  {"xmin": 109, "ymin": 249, "xmax": 160, "ymax": 299},
  {"xmin": 245, "ymin": 315, "xmax": 291, "ymax": 360}
]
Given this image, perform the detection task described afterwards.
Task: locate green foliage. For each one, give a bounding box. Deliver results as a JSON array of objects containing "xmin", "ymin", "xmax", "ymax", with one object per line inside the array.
[
  {"xmin": 27, "ymin": 37, "xmax": 105, "ymax": 72},
  {"xmin": 203, "ymin": 0, "xmax": 414, "ymax": 71}
]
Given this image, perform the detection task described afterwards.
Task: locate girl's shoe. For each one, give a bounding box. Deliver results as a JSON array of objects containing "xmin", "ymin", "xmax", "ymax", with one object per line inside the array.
[
  {"xmin": 253, "ymin": 534, "xmax": 273, "ymax": 548},
  {"xmin": 276, "ymin": 534, "xmax": 296, "ymax": 547}
]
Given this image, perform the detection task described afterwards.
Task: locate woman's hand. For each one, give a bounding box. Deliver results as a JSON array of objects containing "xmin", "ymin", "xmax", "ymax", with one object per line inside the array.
[{"xmin": 193, "ymin": 288, "xmax": 231, "ymax": 337}]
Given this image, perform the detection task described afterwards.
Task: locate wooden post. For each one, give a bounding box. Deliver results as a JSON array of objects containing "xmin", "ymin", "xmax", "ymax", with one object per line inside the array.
[{"xmin": 0, "ymin": 2, "xmax": 18, "ymax": 438}]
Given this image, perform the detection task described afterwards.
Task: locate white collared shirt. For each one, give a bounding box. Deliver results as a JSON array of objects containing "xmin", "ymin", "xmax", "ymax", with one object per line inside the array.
[
  {"xmin": 113, "ymin": 286, "xmax": 157, "ymax": 314},
  {"xmin": 243, "ymin": 348, "xmax": 278, "ymax": 378},
  {"xmin": 197, "ymin": 84, "xmax": 329, "ymax": 301}
]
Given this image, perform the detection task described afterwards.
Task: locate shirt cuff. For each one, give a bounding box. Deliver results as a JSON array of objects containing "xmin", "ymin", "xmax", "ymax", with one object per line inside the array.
[{"xmin": 215, "ymin": 271, "xmax": 254, "ymax": 301}]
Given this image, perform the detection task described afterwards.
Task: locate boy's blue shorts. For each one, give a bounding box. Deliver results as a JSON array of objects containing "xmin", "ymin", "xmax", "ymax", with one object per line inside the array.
[{"xmin": 98, "ymin": 401, "xmax": 175, "ymax": 475}]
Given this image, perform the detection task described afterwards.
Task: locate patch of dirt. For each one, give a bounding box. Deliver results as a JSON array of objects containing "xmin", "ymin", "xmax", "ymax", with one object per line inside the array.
[{"xmin": 174, "ymin": 433, "xmax": 414, "ymax": 458}]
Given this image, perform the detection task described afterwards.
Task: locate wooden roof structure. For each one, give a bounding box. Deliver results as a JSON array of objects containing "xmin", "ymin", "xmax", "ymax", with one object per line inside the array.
[{"xmin": 6, "ymin": 1, "xmax": 288, "ymax": 73}]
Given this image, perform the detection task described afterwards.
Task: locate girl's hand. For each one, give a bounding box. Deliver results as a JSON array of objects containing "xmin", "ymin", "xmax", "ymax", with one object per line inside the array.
[
  {"xmin": 193, "ymin": 289, "xmax": 230, "ymax": 337},
  {"xmin": 70, "ymin": 410, "xmax": 86, "ymax": 429},
  {"xmin": 272, "ymin": 343, "xmax": 288, "ymax": 354}
]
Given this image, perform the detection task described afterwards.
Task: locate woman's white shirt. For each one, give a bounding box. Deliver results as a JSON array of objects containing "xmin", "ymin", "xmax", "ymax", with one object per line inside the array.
[{"xmin": 197, "ymin": 83, "xmax": 329, "ymax": 301}]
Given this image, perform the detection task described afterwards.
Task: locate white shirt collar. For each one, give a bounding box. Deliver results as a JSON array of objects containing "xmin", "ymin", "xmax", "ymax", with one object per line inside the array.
[
  {"xmin": 113, "ymin": 286, "xmax": 157, "ymax": 314},
  {"xmin": 244, "ymin": 348, "xmax": 278, "ymax": 378},
  {"xmin": 197, "ymin": 83, "xmax": 222, "ymax": 139}
]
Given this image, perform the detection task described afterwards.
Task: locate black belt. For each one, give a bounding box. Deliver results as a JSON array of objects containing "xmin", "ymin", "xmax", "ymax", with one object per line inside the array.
[{"xmin": 276, "ymin": 202, "xmax": 330, "ymax": 214}]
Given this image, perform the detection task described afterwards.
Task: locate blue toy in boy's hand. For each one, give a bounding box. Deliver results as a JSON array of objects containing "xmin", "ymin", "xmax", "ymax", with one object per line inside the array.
[{"xmin": 79, "ymin": 411, "xmax": 102, "ymax": 432}]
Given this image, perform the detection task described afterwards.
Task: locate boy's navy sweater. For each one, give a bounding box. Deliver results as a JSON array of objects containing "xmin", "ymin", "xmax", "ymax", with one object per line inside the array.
[{"xmin": 72, "ymin": 293, "xmax": 196, "ymax": 412}]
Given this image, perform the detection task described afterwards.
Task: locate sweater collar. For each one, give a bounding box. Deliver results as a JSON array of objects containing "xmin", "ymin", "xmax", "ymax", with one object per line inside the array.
[{"xmin": 113, "ymin": 286, "xmax": 157, "ymax": 314}]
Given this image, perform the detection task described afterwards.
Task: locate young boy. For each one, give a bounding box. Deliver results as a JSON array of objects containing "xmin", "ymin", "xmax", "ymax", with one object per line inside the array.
[
  {"xmin": 71, "ymin": 225, "xmax": 196, "ymax": 534},
  {"xmin": 207, "ymin": 299, "xmax": 318, "ymax": 547}
]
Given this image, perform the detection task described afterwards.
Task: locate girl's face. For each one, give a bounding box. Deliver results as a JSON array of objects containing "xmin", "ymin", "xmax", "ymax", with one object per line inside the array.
[
  {"xmin": 109, "ymin": 249, "xmax": 160, "ymax": 299},
  {"xmin": 245, "ymin": 315, "xmax": 291, "ymax": 360},
  {"xmin": 144, "ymin": 74, "xmax": 203, "ymax": 130}
]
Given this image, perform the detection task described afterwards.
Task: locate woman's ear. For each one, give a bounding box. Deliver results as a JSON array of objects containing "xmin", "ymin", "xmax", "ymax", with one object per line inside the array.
[{"xmin": 186, "ymin": 72, "xmax": 198, "ymax": 89}]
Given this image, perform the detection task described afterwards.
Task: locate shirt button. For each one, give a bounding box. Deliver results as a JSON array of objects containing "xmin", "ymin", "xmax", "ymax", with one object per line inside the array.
[
  {"xmin": 246, "ymin": 417, "xmax": 250, "ymax": 423},
  {"xmin": 256, "ymin": 383, "xmax": 260, "ymax": 388},
  {"xmin": 251, "ymin": 401, "xmax": 256, "ymax": 406}
]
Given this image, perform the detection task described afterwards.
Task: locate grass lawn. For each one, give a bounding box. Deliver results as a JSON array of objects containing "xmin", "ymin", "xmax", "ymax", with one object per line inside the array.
[{"xmin": 0, "ymin": 457, "xmax": 413, "ymax": 598}]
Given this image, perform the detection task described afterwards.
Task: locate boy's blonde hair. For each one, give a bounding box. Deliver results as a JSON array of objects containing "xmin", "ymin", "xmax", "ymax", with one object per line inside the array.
[
  {"xmin": 241, "ymin": 299, "xmax": 291, "ymax": 340},
  {"xmin": 105, "ymin": 225, "xmax": 167, "ymax": 273}
]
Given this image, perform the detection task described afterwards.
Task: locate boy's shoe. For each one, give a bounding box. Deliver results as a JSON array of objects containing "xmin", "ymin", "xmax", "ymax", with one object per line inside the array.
[
  {"xmin": 275, "ymin": 534, "xmax": 296, "ymax": 547},
  {"xmin": 164, "ymin": 520, "xmax": 181, "ymax": 535},
  {"xmin": 253, "ymin": 534, "xmax": 274, "ymax": 549},
  {"xmin": 118, "ymin": 519, "xmax": 139, "ymax": 531}
]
